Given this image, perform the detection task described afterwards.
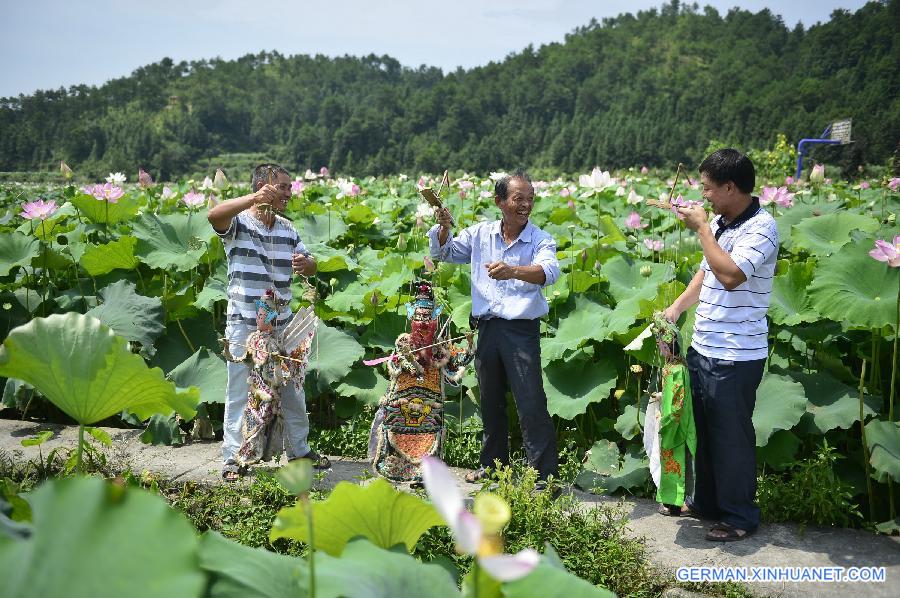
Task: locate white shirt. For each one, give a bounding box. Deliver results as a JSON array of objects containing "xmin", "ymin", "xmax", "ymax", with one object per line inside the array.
[{"xmin": 692, "ymin": 200, "xmax": 779, "ymax": 361}]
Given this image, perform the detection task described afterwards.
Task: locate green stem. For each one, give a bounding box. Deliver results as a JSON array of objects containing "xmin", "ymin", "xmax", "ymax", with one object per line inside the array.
[
  {"xmin": 859, "ymin": 360, "xmax": 875, "ymax": 522},
  {"xmin": 305, "ymin": 496, "xmax": 316, "ymax": 598},
  {"xmin": 76, "ymin": 424, "xmax": 85, "ymax": 474},
  {"xmin": 177, "ymin": 319, "xmax": 196, "ymax": 354}
]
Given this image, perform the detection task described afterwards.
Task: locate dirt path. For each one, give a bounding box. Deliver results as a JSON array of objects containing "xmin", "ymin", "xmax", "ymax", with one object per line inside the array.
[{"xmin": 2, "ymin": 419, "xmax": 897, "ymax": 597}]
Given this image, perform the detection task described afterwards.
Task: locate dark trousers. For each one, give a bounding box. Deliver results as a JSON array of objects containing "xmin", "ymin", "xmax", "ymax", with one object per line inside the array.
[
  {"xmin": 686, "ymin": 346, "xmax": 764, "ymax": 531},
  {"xmin": 475, "ymin": 318, "xmax": 558, "ymax": 480}
]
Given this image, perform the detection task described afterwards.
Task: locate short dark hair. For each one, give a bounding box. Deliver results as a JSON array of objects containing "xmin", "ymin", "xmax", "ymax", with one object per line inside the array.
[
  {"xmin": 251, "ymin": 163, "xmax": 290, "ymax": 190},
  {"xmin": 494, "ymin": 169, "xmax": 534, "ymax": 201},
  {"xmin": 698, "ymin": 149, "xmax": 755, "ymax": 194}
]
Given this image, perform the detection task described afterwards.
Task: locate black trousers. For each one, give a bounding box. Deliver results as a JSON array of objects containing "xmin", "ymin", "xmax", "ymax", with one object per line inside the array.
[
  {"xmin": 686, "ymin": 346, "xmax": 765, "ymax": 531},
  {"xmin": 474, "ymin": 318, "xmax": 558, "ymax": 480}
]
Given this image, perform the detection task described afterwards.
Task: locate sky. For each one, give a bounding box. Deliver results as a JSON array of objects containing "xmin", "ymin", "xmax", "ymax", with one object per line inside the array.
[{"xmin": 0, "ymin": 0, "xmax": 870, "ymax": 98}]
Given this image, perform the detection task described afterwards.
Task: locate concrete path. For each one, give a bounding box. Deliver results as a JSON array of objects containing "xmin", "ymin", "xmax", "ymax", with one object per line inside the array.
[{"xmin": 2, "ymin": 419, "xmax": 897, "ymax": 597}]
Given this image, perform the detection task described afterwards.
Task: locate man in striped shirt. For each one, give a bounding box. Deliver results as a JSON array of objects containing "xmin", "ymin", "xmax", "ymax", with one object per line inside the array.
[
  {"xmin": 663, "ymin": 149, "xmax": 779, "ymax": 541},
  {"xmin": 208, "ymin": 164, "xmax": 327, "ymax": 480}
]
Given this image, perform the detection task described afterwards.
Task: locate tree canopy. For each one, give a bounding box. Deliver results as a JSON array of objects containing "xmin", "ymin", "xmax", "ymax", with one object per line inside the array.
[{"xmin": 1, "ymin": 0, "xmax": 897, "ymax": 179}]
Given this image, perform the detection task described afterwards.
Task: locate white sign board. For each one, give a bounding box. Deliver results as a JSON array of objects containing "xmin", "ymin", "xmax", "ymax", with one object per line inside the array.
[{"xmin": 830, "ymin": 119, "xmax": 852, "ymax": 144}]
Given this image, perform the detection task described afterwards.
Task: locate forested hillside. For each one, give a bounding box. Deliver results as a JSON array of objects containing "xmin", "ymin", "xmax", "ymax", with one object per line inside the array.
[{"xmin": 1, "ymin": 0, "xmax": 897, "ymax": 179}]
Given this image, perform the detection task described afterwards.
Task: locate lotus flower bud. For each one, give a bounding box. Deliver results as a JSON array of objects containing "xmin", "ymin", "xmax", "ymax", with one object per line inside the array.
[
  {"xmin": 396, "ymin": 233, "xmax": 407, "ymax": 251},
  {"xmin": 207, "ymin": 193, "xmax": 220, "ymax": 209},
  {"xmin": 214, "ymin": 168, "xmax": 228, "ymax": 189},
  {"xmin": 60, "ymin": 161, "xmax": 73, "ymax": 180},
  {"xmin": 580, "ymin": 249, "xmax": 588, "ymax": 265},
  {"xmin": 370, "ymin": 291, "xmax": 380, "ymax": 306},
  {"xmin": 138, "ymin": 167, "xmax": 153, "ymax": 188},
  {"xmin": 594, "ymin": 260, "xmax": 602, "ymax": 271},
  {"xmin": 474, "ymin": 492, "xmax": 511, "ymax": 536},
  {"xmin": 810, "ymin": 164, "xmax": 825, "ymax": 184}
]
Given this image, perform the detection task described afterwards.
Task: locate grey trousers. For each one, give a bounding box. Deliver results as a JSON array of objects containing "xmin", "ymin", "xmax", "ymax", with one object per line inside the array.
[{"xmin": 475, "ymin": 318, "xmax": 558, "ymax": 480}]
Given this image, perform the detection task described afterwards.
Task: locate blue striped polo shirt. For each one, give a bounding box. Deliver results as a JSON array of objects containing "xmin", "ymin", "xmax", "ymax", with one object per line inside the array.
[{"xmin": 692, "ymin": 200, "xmax": 779, "ymax": 361}]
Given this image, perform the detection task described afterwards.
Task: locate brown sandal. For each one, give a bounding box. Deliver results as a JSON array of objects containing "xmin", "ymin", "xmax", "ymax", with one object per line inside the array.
[
  {"xmin": 705, "ymin": 522, "xmax": 753, "ymax": 542},
  {"xmin": 465, "ymin": 467, "xmax": 489, "ymax": 483}
]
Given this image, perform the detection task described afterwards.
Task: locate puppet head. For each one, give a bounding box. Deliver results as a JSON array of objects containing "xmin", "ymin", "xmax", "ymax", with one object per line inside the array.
[{"xmin": 254, "ymin": 288, "xmax": 287, "ymax": 333}]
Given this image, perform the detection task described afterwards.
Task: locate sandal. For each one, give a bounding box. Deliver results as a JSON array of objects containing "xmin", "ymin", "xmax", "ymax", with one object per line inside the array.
[
  {"xmin": 292, "ymin": 450, "xmax": 331, "ymax": 470},
  {"xmin": 705, "ymin": 521, "xmax": 753, "ymax": 542},
  {"xmin": 465, "ymin": 467, "xmax": 489, "ymax": 483},
  {"xmin": 222, "ymin": 463, "xmax": 243, "ymax": 482},
  {"xmin": 658, "ymin": 503, "xmax": 698, "ymax": 518}
]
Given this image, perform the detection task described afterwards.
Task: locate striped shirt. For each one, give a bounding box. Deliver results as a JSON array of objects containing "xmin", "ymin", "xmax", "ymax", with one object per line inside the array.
[
  {"xmin": 217, "ymin": 211, "xmax": 307, "ymax": 340},
  {"xmin": 692, "ymin": 199, "xmax": 779, "ymax": 361}
]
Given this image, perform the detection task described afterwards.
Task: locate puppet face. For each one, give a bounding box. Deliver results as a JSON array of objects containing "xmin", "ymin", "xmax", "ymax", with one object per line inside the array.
[
  {"xmin": 256, "ymin": 306, "xmax": 274, "ymax": 332},
  {"xmin": 410, "ymin": 315, "xmax": 437, "ymax": 347}
]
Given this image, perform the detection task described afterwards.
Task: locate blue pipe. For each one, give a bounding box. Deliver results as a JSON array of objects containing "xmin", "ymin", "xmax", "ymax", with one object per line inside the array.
[{"xmin": 795, "ymin": 138, "xmax": 841, "ymax": 180}]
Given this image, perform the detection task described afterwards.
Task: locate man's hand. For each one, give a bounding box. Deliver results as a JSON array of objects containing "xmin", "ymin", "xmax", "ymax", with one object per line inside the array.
[
  {"xmin": 292, "ymin": 253, "xmax": 316, "ymax": 276},
  {"xmin": 676, "ymin": 204, "xmax": 709, "ymax": 232},
  {"xmin": 663, "ymin": 305, "xmax": 682, "ymax": 323},
  {"xmin": 254, "ymin": 184, "xmax": 282, "ymax": 209},
  {"xmin": 485, "ymin": 261, "xmax": 516, "ymax": 280},
  {"xmin": 436, "ymin": 207, "xmax": 453, "ymax": 230}
]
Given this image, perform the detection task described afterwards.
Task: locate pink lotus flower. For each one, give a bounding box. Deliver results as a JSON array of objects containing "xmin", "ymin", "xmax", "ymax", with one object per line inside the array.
[
  {"xmin": 421, "ymin": 456, "xmax": 539, "ymax": 582},
  {"xmin": 417, "ymin": 177, "xmax": 428, "ymax": 190},
  {"xmin": 643, "ymin": 238, "xmax": 664, "ymax": 252},
  {"xmin": 161, "ymin": 186, "xmax": 175, "ymax": 200},
  {"xmin": 21, "ymin": 199, "xmax": 58, "ymax": 220},
  {"xmin": 760, "ymin": 186, "xmax": 794, "ymax": 208},
  {"xmin": 860, "ymin": 181, "xmax": 870, "ymax": 190},
  {"xmin": 480, "ymin": 190, "xmax": 493, "ymax": 199},
  {"xmin": 889, "ymin": 178, "xmax": 900, "ymax": 192},
  {"xmin": 85, "ymin": 183, "xmax": 124, "ymax": 203},
  {"xmin": 138, "ymin": 168, "xmax": 153, "ymax": 188},
  {"xmin": 626, "ymin": 188, "xmax": 643, "ymax": 205},
  {"xmin": 559, "ymin": 187, "xmax": 571, "ymax": 197},
  {"xmin": 784, "ymin": 176, "xmax": 795, "ymax": 186},
  {"xmin": 869, "ymin": 236, "xmax": 900, "ymax": 267},
  {"xmin": 182, "ymin": 190, "xmax": 206, "ymax": 209},
  {"xmin": 291, "ymin": 179, "xmax": 305, "ymax": 195},
  {"xmin": 424, "ymin": 256, "xmax": 435, "ymax": 272},
  {"xmin": 567, "ymin": 200, "xmax": 575, "ymax": 210},
  {"xmin": 669, "ymin": 195, "xmax": 702, "ymax": 220},
  {"xmin": 319, "ymin": 166, "xmax": 329, "ymax": 177},
  {"xmin": 625, "ymin": 211, "xmax": 647, "ymax": 230},
  {"xmin": 458, "ymin": 180, "xmax": 475, "ymax": 190},
  {"xmin": 641, "ymin": 166, "xmax": 649, "ymax": 174},
  {"xmin": 336, "ymin": 178, "xmax": 360, "ymax": 198}
]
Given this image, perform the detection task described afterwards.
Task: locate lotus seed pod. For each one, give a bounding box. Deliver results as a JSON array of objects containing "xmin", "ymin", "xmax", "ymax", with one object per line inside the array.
[{"xmin": 640, "ymin": 265, "xmax": 652, "ymax": 277}]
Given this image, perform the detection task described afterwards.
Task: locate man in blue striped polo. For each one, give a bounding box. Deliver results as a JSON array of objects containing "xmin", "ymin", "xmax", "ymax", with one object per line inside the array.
[
  {"xmin": 664, "ymin": 149, "xmax": 779, "ymax": 541},
  {"xmin": 428, "ymin": 170, "xmax": 561, "ymax": 490},
  {"xmin": 208, "ymin": 164, "xmax": 328, "ymax": 481}
]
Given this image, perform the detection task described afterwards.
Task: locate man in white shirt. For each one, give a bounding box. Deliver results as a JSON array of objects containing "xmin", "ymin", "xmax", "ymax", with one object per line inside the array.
[{"xmin": 664, "ymin": 149, "xmax": 779, "ymax": 541}]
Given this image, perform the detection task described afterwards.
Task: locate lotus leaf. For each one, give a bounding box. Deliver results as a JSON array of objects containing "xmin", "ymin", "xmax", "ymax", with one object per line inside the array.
[
  {"xmin": 167, "ymin": 347, "xmax": 227, "ymax": 406},
  {"xmin": 768, "ymin": 259, "xmax": 820, "ymax": 326},
  {"xmin": 85, "ymin": 280, "xmax": 164, "ymax": 351},
  {"xmin": 270, "ymin": 479, "xmax": 444, "ymax": 556},
  {"xmin": 752, "ymin": 373, "xmax": 806, "ymax": 446},
  {"xmin": 0, "ymin": 313, "xmax": 197, "ymax": 424},
  {"xmin": 808, "ymin": 242, "xmax": 900, "ymax": 331},
  {"xmin": 79, "ymin": 236, "xmax": 140, "ymax": 276},
  {"xmin": 199, "ymin": 531, "xmax": 307, "ymax": 597},
  {"xmin": 543, "ymin": 355, "xmax": 616, "ymax": 419},
  {"xmin": 865, "ymin": 419, "xmax": 900, "ymax": 483},
  {"xmin": 791, "ymin": 212, "xmax": 879, "ymax": 257},
  {"xmin": 335, "ymin": 366, "xmax": 389, "ymax": 405},
  {"xmin": 755, "ymin": 429, "xmax": 801, "ymax": 469},
  {"xmin": 0, "ymin": 233, "xmax": 39, "ymax": 276},
  {"xmin": 314, "ymin": 538, "xmax": 458, "ymax": 598},
  {"xmin": 307, "ymin": 323, "xmax": 365, "ymax": 391},
  {"xmin": 575, "ymin": 440, "xmax": 649, "ymax": 493},
  {"xmin": 71, "ymin": 192, "xmax": 143, "ymax": 225},
  {"xmin": 0, "ymin": 477, "xmax": 204, "ymax": 598},
  {"xmin": 131, "ymin": 212, "xmax": 214, "ymax": 272}
]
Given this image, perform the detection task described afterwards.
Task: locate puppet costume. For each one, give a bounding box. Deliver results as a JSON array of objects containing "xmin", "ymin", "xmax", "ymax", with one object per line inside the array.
[
  {"xmin": 368, "ymin": 281, "xmax": 474, "ymax": 483},
  {"xmin": 644, "ymin": 312, "xmax": 696, "ymax": 507},
  {"xmin": 223, "ymin": 288, "xmax": 318, "ymax": 467}
]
